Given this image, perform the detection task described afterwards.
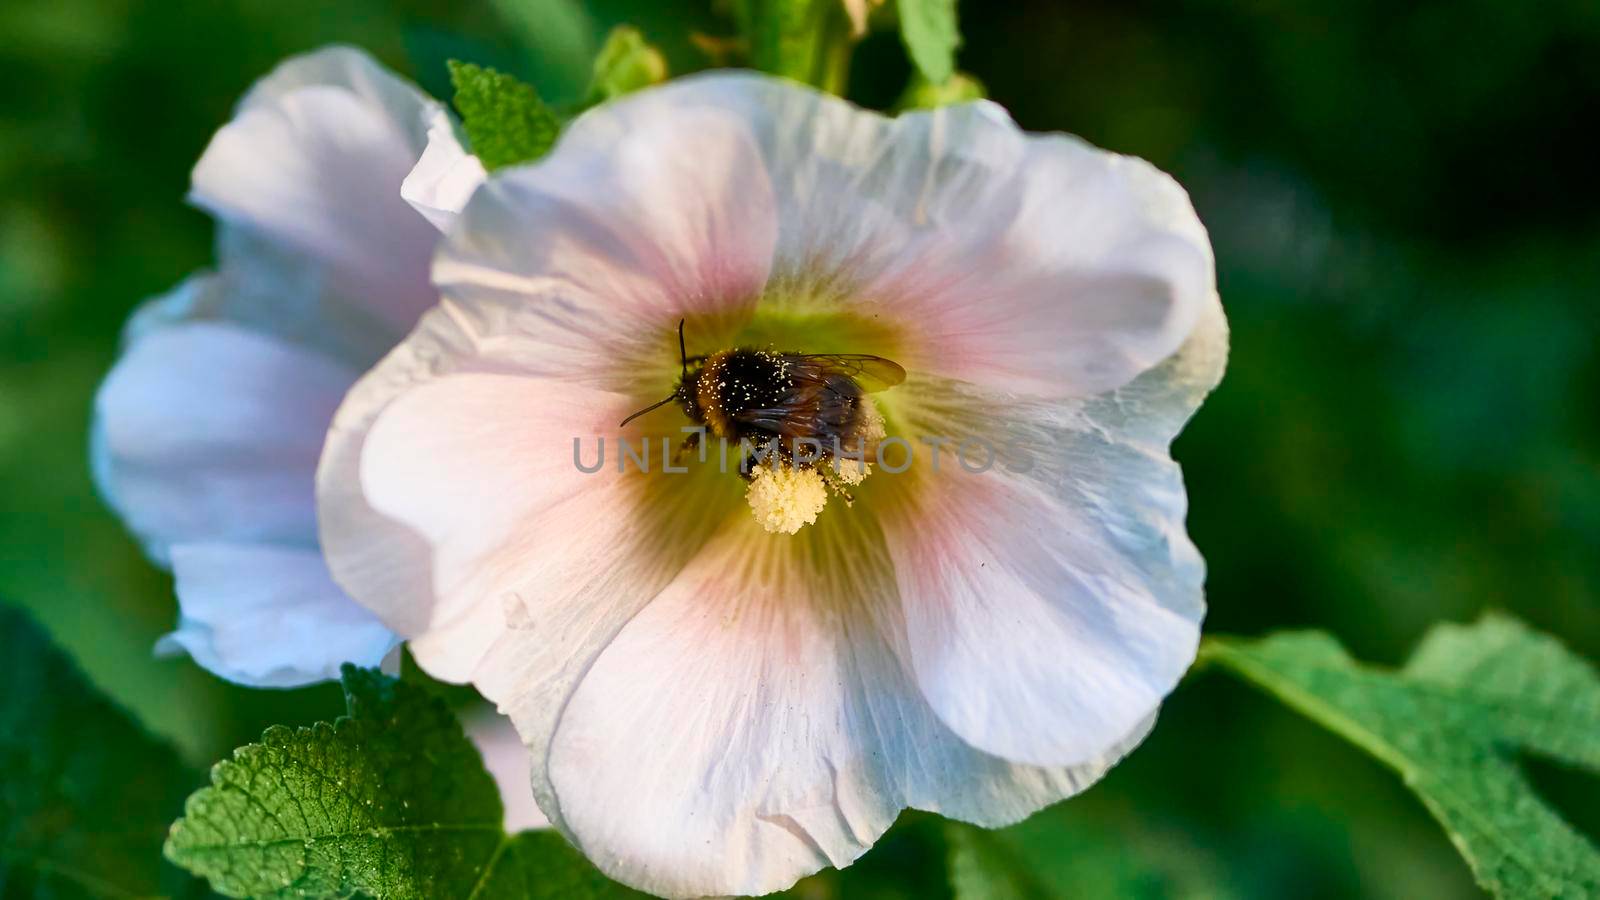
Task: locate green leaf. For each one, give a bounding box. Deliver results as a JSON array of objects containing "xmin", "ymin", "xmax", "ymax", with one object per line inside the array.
[
  {"xmin": 585, "ymin": 26, "xmax": 668, "ymax": 106},
  {"xmin": 166, "ymin": 666, "xmax": 641, "ymax": 899},
  {"xmin": 0, "ymin": 604, "xmax": 204, "ymax": 899},
  {"xmin": 398, "ymin": 644, "xmax": 485, "ymax": 712},
  {"xmin": 473, "ymin": 832, "xmax": 645, "ymax": 899},
  {"xmin": 486, "ymin": 0, "xmax": 597, "ymax": 105},
  {"xmin": 896, "ymin": 0, "xmax": 961, "ymax": 86},
  {"xmin": 777, "ymin": 812, "xmax": 956, "ymax": 899},
  {"xmin": 448, "ymin": 60, "xmax": 561, "ymax": 172},
  {"xmin": 945, "ymin": 809, "xmax": 1237, "ymax": 900},
  {"xmin": 894, "ymin": 70, "xmax": 985, "ymax": 111},
  {"xmin": 1204, "ymin": 616, "xmax": 1600, "ymax": 899},
  {"xmin": 947, "ymin": 823, "xmax": 1054, "ymax": 900}
]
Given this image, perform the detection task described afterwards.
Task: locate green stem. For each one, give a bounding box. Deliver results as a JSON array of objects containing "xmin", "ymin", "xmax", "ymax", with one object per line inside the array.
[
  {"xmin": 745, "ymin": 0, "xmax": 859, "ymax": 95},
  {"xmin": 811, "ymin": 1, "xmax": 856, "ymax": 95}
]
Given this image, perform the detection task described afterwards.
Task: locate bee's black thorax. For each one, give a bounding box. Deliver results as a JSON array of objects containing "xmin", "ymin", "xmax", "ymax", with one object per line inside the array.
[{"xmin": 681, "ymin": 349, "xmax": 791, "ymax": 440}]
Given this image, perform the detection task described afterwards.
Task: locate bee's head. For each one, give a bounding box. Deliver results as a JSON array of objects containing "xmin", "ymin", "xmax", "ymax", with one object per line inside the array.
[{"xmin": 616, "ymin": 320, "xmax": 707, "ymax": 428}]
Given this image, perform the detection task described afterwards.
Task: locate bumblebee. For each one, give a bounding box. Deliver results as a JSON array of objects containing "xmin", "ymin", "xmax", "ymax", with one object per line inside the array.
[{"xmin": 620, "ymin": 321, "xmax": 905, "ymax": 473}]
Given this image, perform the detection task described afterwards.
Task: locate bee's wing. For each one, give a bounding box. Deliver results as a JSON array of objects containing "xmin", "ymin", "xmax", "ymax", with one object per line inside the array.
[{"xmin": 787, "ymin": 354, "xmax": 907, "ymax": 393}]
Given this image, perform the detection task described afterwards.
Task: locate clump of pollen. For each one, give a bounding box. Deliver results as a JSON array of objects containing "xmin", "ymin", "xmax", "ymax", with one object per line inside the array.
[
  {"xmin": 744, "ymin": 397, "xmax": 884, "ymax": 535},
  {"xmin": 745, "ymin": 464, "xmax": 828, "ymax": 534}
]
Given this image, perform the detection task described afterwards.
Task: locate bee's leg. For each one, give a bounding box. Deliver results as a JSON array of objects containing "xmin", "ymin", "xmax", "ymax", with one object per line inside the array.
[
  {"xmin": 674, "ymin": 430, "xmax": 701, "ymax": 466},
  {"xmin": 817, "ymin": 462, "xmax": 856, "ymax": 505}
]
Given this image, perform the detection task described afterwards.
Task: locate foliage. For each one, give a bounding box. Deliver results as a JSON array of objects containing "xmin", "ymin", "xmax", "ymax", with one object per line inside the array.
[
  {"xmin": 1205, "ymin": 617, "xmax": 1600, "ymax": 899},
  {"xmin": 448, "ymin": 61, "xmax": 562, "ymax": 171},
  {"xmin": 895, "ymin": 71, "xmax": 984, "ymax": 110},
  {"xmin": 0, "ymin": 605, "xmax": 203, "ymax": 899},
  {"xmin": 946, "ymin": 810, "xmax": 1236, "ymax": 900},
  {"xmin": 165, "ymin": 666, "xmax": 640, "ymax": 899},
  {"xmin": 585, "ymin": 25, "xmax": 668, "ymax": 105},
  {"xmin": 486, "ymin": 0, "xmax": 598, "ymax": 105},
  {"xmin": 896, "ymin": 0, "xmax": 961, "ymax": 85},
  {"xmin": 739, "ymin": 0, "xmax": 856, "ymax": 93}
]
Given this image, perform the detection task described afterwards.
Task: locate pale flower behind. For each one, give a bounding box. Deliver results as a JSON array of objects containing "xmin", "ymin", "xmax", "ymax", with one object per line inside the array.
[
  {"xmin": 319, "ymin": 72, "xmax": 1227, "ymax": 897},
  {"xmin": 91, "ymin": 45, "xmax": 537, "ymax": 829}
]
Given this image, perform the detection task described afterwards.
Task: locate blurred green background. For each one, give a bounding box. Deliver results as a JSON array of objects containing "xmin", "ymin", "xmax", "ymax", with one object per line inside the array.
[{"xmin": 1, "ymin": 0, "xmax": 1596, "ymax": 897}]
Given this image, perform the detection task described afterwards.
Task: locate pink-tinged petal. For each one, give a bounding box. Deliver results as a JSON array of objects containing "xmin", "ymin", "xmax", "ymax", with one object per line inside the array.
[
  {"xmin": 319, "ymin": 79, "xmax": 780, "ymax": 669},
  {"xmin": 543, "ymin": 514, "xmax": 1152, "ymax": 898},
  {"xmin": 349, "ymin": 373, "xmax": 634, "ymax": 640},
  {"xmin": 463, "ymin": 709, "xmax": 550, "ymax": 832},
  {"xmin": 312, "ymin": 73, "xmax": 1230, "ymax": 893},
  {"xmin": 401, "ymin": 108, "xmax": 487, "ymax": 233},
  {"xmin": 326, "ymin": 369, "xmax": 739, "ymax": 834},
  {"xmin": 881, "ymin": 295, "xmax": 1228, "ymax": 766},
  {"xmin": 429, "ymin": 91, "xmax": 778, "ymax": 389},
  {"xmin": 316, "ymin": 306, "xmax": 487, "ymax": 656},
  {"xmin": 155, "ymin": 542, "xmax": 396, "ymax": 688},
  {"xmin": 861, "ymin": 125, "xmax": 1213, "ymax": 398},
  {"xmin": 349, "ymin": 371, "xmax": 734, "ymax": 666},
  {"xmin": 190, "ymin": 46, "xmax": 441, "ymax": 335},
  {"xmin": 93, "ymin": 315, "xmax": 357, "ymax": 563},
  {"xmin": 601, "ymin": 74, "xmax": 1210, "ymax": 398},
  {"xmin": 319, "ymin": 85, "xmax": 789, "ymax": 688}
]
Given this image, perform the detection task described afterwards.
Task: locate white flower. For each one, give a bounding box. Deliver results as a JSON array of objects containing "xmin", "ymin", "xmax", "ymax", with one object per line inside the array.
[
  {"xmin": 318, "ymin": 72, "xmax": 1226, "ymax": 897},
  {"xmin": 91, "ymin": 46, "xmax": 539, "ymax": 829},
  {"xmin": 93, "ymin": 45, "xmax": 436, "ymax": 686}
]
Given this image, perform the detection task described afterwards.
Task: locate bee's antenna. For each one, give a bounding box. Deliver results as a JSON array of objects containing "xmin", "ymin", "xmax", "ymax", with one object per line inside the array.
[
  {"xmin": 620, "ymin": 320, "xmax": 690, "ymax": 429},
  {"xmin": 678, "ymin": 318, "xmax": 688, "ymax": 381},
  {"xmin": 618, "ymin": 393, "xmax": 679, "ymax": 428}
]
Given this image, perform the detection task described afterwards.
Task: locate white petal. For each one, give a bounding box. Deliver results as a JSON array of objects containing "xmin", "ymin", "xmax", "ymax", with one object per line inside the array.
[
  {"xmin": 351, "ymin": 372, "xmax": 631, "ymax": 639},
  {"xmin": 544, "ymin": 515, "xmax": 1149, "ymax": 898},
  {"xmin": 463, "ymin": 708, "xmax": 551, "ymax": 832},
  {"xmin": 348, "ymin": 371, "xmax": 733, "ymax": 669},
  {"xmin": 97, "ymin": 48, "xmax": 448, "ymax": 691},
  {"xmin": 190, "ymin": 46, "xmax": 442, "ymax": 336},
  {"xmin": 312, "ymin": 72, "xmax": 1228, "ymax": 894},
  {"xmin": 861, "ymin": 120, "xmax": 1214, "ymax": 398},
  {"xmin": 428, "ymin": 88, "xmax": 779, "ymax": 388},
  {"xmin": 319, "ymin": 82, "xmax": 791, "ymax": 693},
  {"xmin": 319, "ymin": 79, "xmax": 785, "ymax": 594},
  {"xmin": 155, "ymin": 542, "xmax": 396, "ymax": 687},
  {"xmin": 569, "ymin": 73, "xmax": 1211, "ymax": 398},
  {"xmin": 325, "ymin": 370, "xmax": 738, "ymax": 832},
  {"xmin": 94, "ymin": 316, "xmax": 357, "ymax": 563},
  {"xmin": 114, "ymin": 237, "xmax": 399, "ymax": 378},
  {"xmin": 401, "ymin": 108, "xmax": 488, "ymax": 233},
  {"xmin": 234, "ymin": 44, "xmax": 435, "ymax": 138},
  {"xmin": 881, "ymin": 295, "xmax": 1228, "ymax": 766}
]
